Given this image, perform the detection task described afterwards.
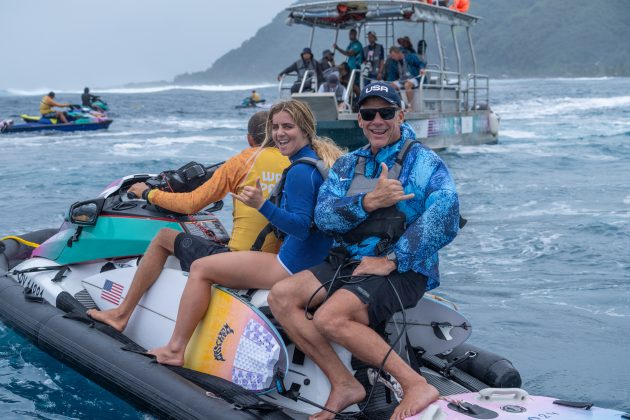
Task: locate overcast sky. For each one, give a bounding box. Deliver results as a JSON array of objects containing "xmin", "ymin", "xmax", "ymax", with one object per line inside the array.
[{"xmin": 0, "ymin": 0, "xmax": 294, "ymax": 91}]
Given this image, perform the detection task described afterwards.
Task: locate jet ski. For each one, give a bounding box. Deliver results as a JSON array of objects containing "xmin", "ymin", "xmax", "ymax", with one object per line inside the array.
[
  {"xmin": 1, "ymin": 165, "xmax": 627, "ymax": 419},
  {"xmin": 1, "ymin": 114, "xmax": 113, "ymax": 134},
  {"xmin": 235, "ymin": 98, "xmax": 271, "ymax": 109}
]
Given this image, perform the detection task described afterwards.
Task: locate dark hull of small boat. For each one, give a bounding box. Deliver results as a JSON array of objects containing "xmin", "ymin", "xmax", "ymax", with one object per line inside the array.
[{"xmin": 2, "ymin": 120, "xmax": 113, "ymax": 133}]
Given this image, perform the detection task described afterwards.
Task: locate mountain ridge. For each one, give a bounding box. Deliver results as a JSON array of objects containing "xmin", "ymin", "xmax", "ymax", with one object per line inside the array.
[{"xmin": 173, "ymin": 0, "xmax": 630, "ymax": 84}]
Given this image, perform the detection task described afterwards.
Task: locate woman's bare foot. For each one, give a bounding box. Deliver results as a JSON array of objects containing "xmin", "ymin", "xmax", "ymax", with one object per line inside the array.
[
  {"xmin": 309, "ymin": 378, "xmax": 366, "ymax": 420},
  {"xmin": 390, "ymin": 382, "xmax": 439, "ymax": 420},
  {"xmin": 147, "ymin": 345, "xmax": 185, "ymax": 366},
  {"xmin": 86, "ymin": 308, "xmax": 129, "ymax": 332}
]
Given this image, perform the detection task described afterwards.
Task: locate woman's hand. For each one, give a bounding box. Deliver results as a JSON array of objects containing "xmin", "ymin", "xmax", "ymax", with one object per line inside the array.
[{"xmin": 231, "ymin": 178, "xmax": 265, "ymax": 209}]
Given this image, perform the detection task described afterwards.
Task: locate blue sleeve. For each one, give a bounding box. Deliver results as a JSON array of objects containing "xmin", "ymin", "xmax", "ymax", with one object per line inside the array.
[
  {"xmin": 314, "ymin": 155, "xmax": 369, "ymax": 234},
  {"xmin": 394, "ymin": 159, "xmax": 460, "ymax": 273},
  {"xmin": 259, "ymin": 164, "xmax": 322, "ymax": 241},
  {"xmin": 406, "ymin": 53, "xmax": 424, "ymax": 76}
]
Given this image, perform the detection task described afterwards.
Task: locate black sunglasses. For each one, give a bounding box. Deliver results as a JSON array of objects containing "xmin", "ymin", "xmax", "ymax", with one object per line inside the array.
[{"xmin": 359, "ymin": 107, "xmax": 400, "ymax": 121}]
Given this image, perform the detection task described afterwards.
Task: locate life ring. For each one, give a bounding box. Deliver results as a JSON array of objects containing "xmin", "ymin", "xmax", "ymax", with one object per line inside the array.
[{"xmin": 450, "ymin": 0, "xmax": 470, "ymax": 13}]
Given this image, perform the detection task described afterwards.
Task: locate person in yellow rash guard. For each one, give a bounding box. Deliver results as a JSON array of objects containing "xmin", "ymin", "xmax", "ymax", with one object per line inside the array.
[
  {"xmin": 87, "ymin": 111, "xmax": 290, "ymax": 332},
  {"xmin": 39, "ymin": 91, "xmax": 71, "ymax": 123}
]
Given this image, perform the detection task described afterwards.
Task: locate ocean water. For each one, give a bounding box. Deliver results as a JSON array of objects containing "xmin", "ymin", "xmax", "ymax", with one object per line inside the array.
[{"xmin": 0, "ymin": 78, "xmax": 629, "ymax": 417}]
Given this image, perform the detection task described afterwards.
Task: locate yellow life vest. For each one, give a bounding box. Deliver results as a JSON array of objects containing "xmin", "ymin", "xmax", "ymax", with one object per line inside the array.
[
  {"xmin": 39, "ymin": 96, "xmax": 54, "ymax": 115},
  {"xmin": 229, "ymin": 147, "xmax": 289, "ymax": 253}
]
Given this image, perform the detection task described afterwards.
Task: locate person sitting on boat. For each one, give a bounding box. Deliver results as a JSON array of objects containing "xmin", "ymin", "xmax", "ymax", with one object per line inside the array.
[
  {"xmin": 81, "ymin": 87, "xmax": 99, "ymax": 109},
  {"xmin": 39, "ymin": 92, "xmax": 70, "ymax": 124},
  {"xmin": 277, "ymin": 47, "xmax": 323, "ymax": 93},
  {"xmin": 397, "ymin": 36, "xmax": 416, "ymax": 55},
  {"xmin": 384, "ymin": 46, "xmax": 426, "ymax": 111},
  {"xmin": 318, "ymin": 73, "xmax": 347, "ymax": 110},
  {"xmin": 320, "ymin": 49, "xmax": 336, "ymax": 76},
  {"xmin": 333, "ymin": 28, "xmax": 363, "ymax": 71},
  {"xmin": 362, "ymin": 31, "xmax": 385, "ymax": 82},
  {"xmin": 338, "ymin": 62, "xmax": 361, "ymax": 99},
  {"xmin": 148, "ymin": 100, "xmax": 345, "ymax": 367},
  {"xmin": 87, "ymin": 111, "xmax": 291, "ymax": 332},
  {"xmin": 268, "ymin": 82, "xmax": 461, "ymax": 420}
]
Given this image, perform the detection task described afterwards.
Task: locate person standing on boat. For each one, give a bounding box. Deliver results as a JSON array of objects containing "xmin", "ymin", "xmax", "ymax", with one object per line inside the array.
[
  {"xmin": 397, "ymin": 36, "xmax": 416, "ymax": 55},
  {"xmin": 362, "ymin": 31, "xmax": 385, "ymax": 82},
  {"xmin": 278, "ymin": 47, "xmax": 323, "ymax": 93},
  {"xmin": 87, "ymin": 111, "xmax": 290, "ymax": 332},
  {"xmin": 148, "ymin": 100, "xmax": 345, "ymax": 367},
  {"xmin": 269, "ymin": 82, "xmax": 461, "ymax": 420},
  {"xmin": 333, "ymin": 28, "xmax": 363, "ymax": 71},
  {"xmin": 39, "ymin": 92, "xmax": 70, "ymax": 123},
  {"xmin": 385, "ymin": 46, "xmax": 426, "ymax": 111}
]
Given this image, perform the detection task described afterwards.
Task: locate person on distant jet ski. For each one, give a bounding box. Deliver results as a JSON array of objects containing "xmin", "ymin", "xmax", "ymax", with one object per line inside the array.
[
  {"xmin": 241, "ymin": 90, "xmax": 263, "ymax": 108},
  {"xmin": 81, "ymin": 87, "xmax": 99, "ymax": 108},
  {"xmin": 39, "ymin": 92, "xmax": 70, "ymax": 123},
  {"xmin": 87, "ymin": 111, "xmax": 290, "ymax": 331},
  {"xmin": 269, "ymin": 83, "xmax": 461, "ymax": 420}
]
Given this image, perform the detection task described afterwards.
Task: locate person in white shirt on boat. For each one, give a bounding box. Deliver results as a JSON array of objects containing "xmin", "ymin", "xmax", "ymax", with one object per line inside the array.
[{"xmin": 318, "ymin": 73, "xmax": 347, "ymax": 110}]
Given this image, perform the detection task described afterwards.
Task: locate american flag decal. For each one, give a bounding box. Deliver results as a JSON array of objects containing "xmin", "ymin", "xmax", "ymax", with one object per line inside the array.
[{"xmin": 100, "ymin": 279, "xmax": 124, "ymax": 305}]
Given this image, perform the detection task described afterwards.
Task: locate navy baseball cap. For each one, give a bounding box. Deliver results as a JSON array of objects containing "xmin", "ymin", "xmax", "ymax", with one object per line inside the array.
[
  {"xmin": 356, "ymin": 82, "xmax": 402, "ymax": 108},
  {"xmin": 302, "ymin": 47, "xmax": 313, "ymax": 55}
]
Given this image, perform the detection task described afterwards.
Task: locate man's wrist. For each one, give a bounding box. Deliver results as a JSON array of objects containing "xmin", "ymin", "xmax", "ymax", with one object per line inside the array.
[{"xmin": 362, "ymin": 192, "xmax": 377, "ymax": 213}]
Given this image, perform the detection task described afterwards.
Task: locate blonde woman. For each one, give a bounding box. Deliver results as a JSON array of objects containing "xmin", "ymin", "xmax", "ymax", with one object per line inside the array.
[{"xmin": 149, "ymin": 100, "xmax": 345, "ymax": 366}]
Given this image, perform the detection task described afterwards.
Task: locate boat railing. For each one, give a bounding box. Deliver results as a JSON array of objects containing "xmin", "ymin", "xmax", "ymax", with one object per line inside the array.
[
  {"xmin": 341, "ymin": 69, "xmax": 361, "ymax": 112},
  {"xmin": 278, "ymin": 71, "xmax": 319, "ymax": 98},
  {"xmin": 278, "ymin": 74, "xmax": 295, "ymax": 97},
  {"xmin": 413, "ymin": 68, "xmax": 462, "ymax": 113},
  {"xmin": 465, "ymin": 73, "xmax": 490, "ymax": 111}
]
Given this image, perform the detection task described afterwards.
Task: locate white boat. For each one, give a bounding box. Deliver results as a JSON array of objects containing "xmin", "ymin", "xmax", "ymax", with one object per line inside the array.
[{"xmin": 280, "ymin": 0, "xmax": 499, "ymax": 150}]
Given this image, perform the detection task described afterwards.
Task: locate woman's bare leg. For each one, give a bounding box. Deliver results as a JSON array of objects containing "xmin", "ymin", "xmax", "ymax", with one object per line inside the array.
[
  {"xmin": 88, "ymin": 228, "xmax": 179, "ymax": 331},
  {"xmin": 148, "ymin": 251, "xmax": 289, "ymax": 365}
]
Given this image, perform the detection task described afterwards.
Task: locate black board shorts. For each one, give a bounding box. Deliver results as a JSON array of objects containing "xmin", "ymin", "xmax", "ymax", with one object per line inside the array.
[
  {"xmin": 308, "ymin": 256, "xmax": 428, "ymax": 328},
  {"xmin": 173, "ymin": 233, "xmax": 229, "ymax": 272}
]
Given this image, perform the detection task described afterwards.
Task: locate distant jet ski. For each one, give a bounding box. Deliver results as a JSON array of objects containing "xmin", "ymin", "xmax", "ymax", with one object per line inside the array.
[
  {"xmin": 1, "ymin": 117, "xmax": 113, "ymax": 134},
  {"xmin": 235, "ymin": 98, "xmax": 270, "ymax": 109}
]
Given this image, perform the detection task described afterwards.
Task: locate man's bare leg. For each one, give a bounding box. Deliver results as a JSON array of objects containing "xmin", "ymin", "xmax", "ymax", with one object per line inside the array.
[
  {"xmin": 269, "ymin": 272, "xmax": 366, "ymax": 420},
  {"xmin": 87, "ymin": 228, "xmax": 180, "ymax": 331},
  {"xmin": 313, "ymin": 289, "xmax": 438, "ymax": 420}
]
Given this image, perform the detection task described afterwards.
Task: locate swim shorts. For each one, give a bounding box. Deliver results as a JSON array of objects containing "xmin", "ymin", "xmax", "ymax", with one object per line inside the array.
[
  {"xmin": 173, "ymin": 232, "xmax": 229, "ymax": 272},
  {"xmin": 308, "ymin": 255, "xmax": 427, "ymax": 328}
]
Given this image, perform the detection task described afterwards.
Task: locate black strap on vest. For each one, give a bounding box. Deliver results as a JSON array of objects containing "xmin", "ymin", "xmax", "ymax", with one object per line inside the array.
[{"xmin": 250, "ymin": 157, "xmax": 328, "ymax": 252}]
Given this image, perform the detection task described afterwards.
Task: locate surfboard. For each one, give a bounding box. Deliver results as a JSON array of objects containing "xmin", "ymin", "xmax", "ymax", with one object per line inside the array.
[
  {"xmin": 409, "ymin": 388, "xmax": 628, "ymax": 419},
  {"xmin": 185, "ymin": 286, "xmax": 289, "ymax": 394},
  {"xmin": 385, "ymin": 294, "xmax": 472, "ymax": 357}
]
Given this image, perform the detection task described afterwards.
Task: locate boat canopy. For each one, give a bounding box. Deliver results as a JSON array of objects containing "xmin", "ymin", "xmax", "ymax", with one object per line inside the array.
[{"xmin": 286, "ymin": 0, "xmax": 479, "ymax": 29}]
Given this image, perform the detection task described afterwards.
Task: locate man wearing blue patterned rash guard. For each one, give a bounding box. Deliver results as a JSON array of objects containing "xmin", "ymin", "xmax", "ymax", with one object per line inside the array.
[{"xmin": 269, "ymin": 82, "xmax": 461, "ymax": 420}]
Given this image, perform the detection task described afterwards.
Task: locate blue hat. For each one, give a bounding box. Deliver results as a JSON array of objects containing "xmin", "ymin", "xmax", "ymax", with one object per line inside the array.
[
  {"xmin": 302, "ymin": 47, "xmax": 313, "ymax": 55},
  {"xmin": 356, "ymin": 82, "xmax": 402, "ymax": 108}
]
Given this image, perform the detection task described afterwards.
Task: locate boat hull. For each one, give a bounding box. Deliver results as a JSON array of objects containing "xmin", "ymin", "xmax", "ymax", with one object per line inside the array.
[
  {"xmin": 2, "ymin": 119, "xmax": 113, "ymax": 134},
  {"xmin": 317, "ymin": 111, "xmax": 498, "ymax": 151},
  {"xmin": 0, "ymin": 273, "xmax": 255, "ymax": 420}
]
